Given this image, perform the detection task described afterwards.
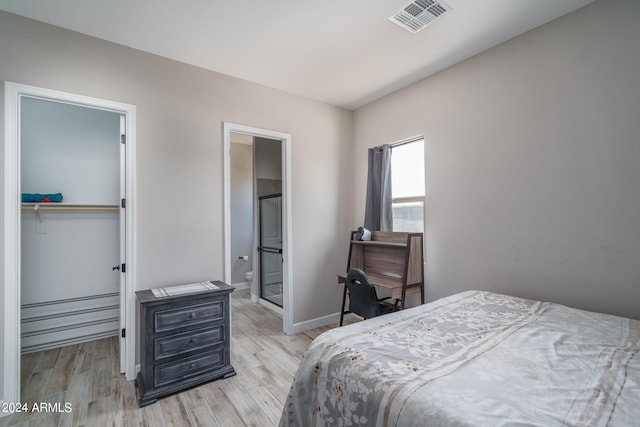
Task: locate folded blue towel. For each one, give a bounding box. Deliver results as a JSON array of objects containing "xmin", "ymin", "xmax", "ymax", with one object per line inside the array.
[{"xmin": 22, "ymin": 193, "xmax": 63, "ymax": 203}]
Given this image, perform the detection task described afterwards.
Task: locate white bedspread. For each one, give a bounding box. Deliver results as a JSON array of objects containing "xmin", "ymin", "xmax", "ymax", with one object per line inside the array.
[{"xmin": 280, "ymin": 291, "xmax": 640, "ymax": 426}]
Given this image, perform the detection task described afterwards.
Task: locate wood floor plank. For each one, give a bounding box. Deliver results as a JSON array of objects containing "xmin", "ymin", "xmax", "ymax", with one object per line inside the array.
[
  {"xmin": 0, "ymin": 289, "xmax": 353, "ymax": 427},
  {"xmin": 29, "ymin": 390, "xmax": 66, "ymax": 427},
  {"xmin": 118, "ymin": 375, "xmax": 141, "ymax": 427},
  {"xmin": 137, "ymin": 403, "xmax": 167, "ymax": 427},
  {"xmin": 20, "ymin": 368, "xmax": 50, "ymax": 403},
  {"xmin": 70, "ymin": 344, "xmax": 90, "ymax": 376},
  {"xmin": 177, "ymin": 388, "xmax": 207, "ymax": 413},
  {"xmin": 42, "ymin": 351, "xmax": 74, "ymax": 397},
  {"xmin": 58, "ymin": 343, "xmax": 79, "ymax": 357},
  {"xmin": 93, "ymin": 356, "xmax": 113, "ymax": 399},
  {"xmin": 86, "ymin": 394, "xmax": 111, "ymax": 427},
  {"xmin": 249, "ymin": 364, "xmax": 294, "ymax": 402},
  {"xmin": 110, "ymin": 336, "xmax": 122, "ymax": 375},
  {"xmin": 186, "ymin": 405, "xmax": 219, "ymax": 427},
  {"xmin": 77, "ymin": 340, "xmax": 98, "ymax": 374},
  {"xmin": 35, "ymin": 348, "xmax": 61, "ymax": 371},
  {"xmin": 202, "ymin": 384, "xmax": 245, "ymax": 427},
  {"xmin": 20, "ymin": 352, "xmax": 39, "ymax": 387},
  {"xmin": 235, "ymin": 370, "xmax": 285, "ymax": 425},
  {"xmin": 215, "ymin": 378, "xmax": 272, "ymax": 427},
  {"xmin": 64, "ymin": 371, "xmax": 91, "ymax": 427},
  {"xmin": 230, "ymin": 338, "xmax": 263, "ymax": 370},
  {"xmin": 158, "ymin": 395, "xmax": 190, "ymax": 427}
]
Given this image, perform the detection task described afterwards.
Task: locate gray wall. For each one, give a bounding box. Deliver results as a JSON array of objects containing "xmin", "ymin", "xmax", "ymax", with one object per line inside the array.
[
  {"xmin": 353, "ymin": 0, "xmax": 640, "ymax": 319},
  {"xmin": 254, "ymin": 137, "xmax": 282, "ymax": 181},
  {"xmin": 0, "ymin": 10, "xmax": 353, "ymax": 395}
]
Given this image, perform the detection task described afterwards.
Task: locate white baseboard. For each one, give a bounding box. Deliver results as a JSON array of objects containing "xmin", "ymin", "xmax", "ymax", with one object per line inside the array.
[
  {"xmin": 231, "ymin": 281, "xmax": 251, "ymax": 291},
  {"xmin": 258, "ymin": 298, "xmax": 283, "ymax": 315},
  {"xmin": 288, "ymin": 311, "xmax": 355, "ymax": 334}
]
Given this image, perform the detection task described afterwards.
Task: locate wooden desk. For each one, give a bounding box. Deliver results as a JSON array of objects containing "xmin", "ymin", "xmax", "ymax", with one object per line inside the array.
[
  {"xmin": 339, "ymin": 231, "xmax": 424, "ymax": 326},
  {"xmin": 338, "ymin": 272, "xmax": 422, "ymax": 326}
]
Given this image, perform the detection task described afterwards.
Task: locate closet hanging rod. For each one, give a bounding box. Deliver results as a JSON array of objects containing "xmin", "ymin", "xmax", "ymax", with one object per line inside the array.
[{"xmin": 21, "ymin": 203, "xmax": 119, "ymax": 212}]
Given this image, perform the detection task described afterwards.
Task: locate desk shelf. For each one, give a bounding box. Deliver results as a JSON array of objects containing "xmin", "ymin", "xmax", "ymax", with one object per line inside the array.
[{"xmin": 349, "ymin": 240, "xmax": 407, "ymax": 248}]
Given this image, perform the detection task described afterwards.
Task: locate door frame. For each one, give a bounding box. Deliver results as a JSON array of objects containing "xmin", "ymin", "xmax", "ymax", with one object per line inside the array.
[
  {"xmin": 3, "ymin": 82, "xmax": 137, "ymax": 405},
  {"xmin": 223, "ymin": 122, "xmax": 293, "ymax": 334}
]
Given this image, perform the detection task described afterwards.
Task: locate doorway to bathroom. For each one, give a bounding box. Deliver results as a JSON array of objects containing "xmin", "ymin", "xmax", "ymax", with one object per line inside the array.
[{"xmin": 223, "ymin": 122, "xmax": 293, "ymax": 334}]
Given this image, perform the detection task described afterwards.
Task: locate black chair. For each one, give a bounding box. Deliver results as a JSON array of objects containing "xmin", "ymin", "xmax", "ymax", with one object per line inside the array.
[{"xmin": 342, "ymin": 268, "xmax": 399, "ymax": 325}]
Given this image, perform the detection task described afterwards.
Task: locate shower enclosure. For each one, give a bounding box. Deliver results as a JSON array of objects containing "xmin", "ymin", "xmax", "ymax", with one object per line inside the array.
[{"xmin": 258, "ymin": 194, "xmax": 283, "ymax": 307}]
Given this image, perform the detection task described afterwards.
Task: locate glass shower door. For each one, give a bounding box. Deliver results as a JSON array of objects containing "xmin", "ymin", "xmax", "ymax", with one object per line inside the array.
[{"xmin": 258, "ymin": 194, "xmax": 283, "ymax": 307}]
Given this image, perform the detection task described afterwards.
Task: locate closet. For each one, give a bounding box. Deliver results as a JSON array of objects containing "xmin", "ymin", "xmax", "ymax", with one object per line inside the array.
[{"xmin": 20, "ymin": 97, "xmax": 122, "ymax": 353}]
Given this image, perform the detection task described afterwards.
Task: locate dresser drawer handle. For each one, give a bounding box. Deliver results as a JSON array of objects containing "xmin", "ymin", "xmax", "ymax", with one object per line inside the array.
[
  {"xmin": 189, "ymin": 312, "xmax": 196, "ymax": 319},
  {"xmin": 189, "ymin": 363, "xmax": 196, "ymax": 369}
]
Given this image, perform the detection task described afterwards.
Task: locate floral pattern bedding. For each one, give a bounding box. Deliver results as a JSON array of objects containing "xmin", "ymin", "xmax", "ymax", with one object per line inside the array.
[{"xmin": 280, "ymin": 291, "xmax": 640, "ymax": 426}]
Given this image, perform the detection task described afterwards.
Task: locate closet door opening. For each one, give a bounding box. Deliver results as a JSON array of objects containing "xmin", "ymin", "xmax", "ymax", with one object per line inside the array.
[
  {"xmin": 3, "ymin": 81, "xmax": 137, "ymax": 406},
  {"xmin": 20, "ymin": 97, "xmax": 123, "ymax": 354}
]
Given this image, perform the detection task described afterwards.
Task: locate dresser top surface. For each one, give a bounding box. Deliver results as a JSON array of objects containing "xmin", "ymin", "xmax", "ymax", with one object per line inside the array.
[{"xmin": 136, "ymin": 280, "xmax": 234, "ymax": 305}]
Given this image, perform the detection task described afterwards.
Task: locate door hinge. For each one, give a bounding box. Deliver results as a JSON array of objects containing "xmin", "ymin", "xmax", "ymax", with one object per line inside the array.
[
  {"xmin": 121, "ymin": 134, "xmax": 126, "ymax": 144},
  {"xmin": 121, "ymin": 328, "xmax": 126, "ymax": 338},
  {"xmin": 121, "ymin": 198, "xmax": 126, "ymax": 208},
  {"xmin": 121, "ymin": 263, "xmax": 126, "ymax": 273}
]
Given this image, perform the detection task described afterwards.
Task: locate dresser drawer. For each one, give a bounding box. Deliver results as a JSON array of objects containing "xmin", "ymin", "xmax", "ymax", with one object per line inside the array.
[
  {"xmin": 154, "ymin": 346, "xmax": 225, "ymax": 387},
  {"xmin": 154, "ymin": 299, "xmax": 224, "ymax": 333},
  {"xmin": 154, "ymin": 325, "xmax": 224, "ymax": 360}
]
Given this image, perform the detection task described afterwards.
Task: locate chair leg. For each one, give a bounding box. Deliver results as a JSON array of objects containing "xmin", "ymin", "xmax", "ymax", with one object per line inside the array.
[{"xmin": 339, "ymin": 285, "xmax": 347, "ymax": 326}]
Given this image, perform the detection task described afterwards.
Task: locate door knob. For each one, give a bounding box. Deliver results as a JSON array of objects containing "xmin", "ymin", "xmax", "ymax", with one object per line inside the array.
[{"xmin": 112, "ymin": 265, "xmax": 120, "ymax": 271}]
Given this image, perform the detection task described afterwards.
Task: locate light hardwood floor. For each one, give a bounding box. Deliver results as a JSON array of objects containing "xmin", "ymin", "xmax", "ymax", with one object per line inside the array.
[{"xmin": 0, "ymin": 289, "xmax": 350, "ymax": 427}]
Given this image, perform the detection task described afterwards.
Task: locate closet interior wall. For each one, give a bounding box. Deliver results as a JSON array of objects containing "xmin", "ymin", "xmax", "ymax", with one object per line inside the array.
[{"xmin": 20, "ymin": 97, "xmax": 121, "ymax": 353}]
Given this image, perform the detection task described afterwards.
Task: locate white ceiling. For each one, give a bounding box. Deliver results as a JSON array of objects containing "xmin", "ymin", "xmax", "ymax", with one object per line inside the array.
[{"xmin": 0, "ymin": 0, "xmax": 595, "ymax": 110}]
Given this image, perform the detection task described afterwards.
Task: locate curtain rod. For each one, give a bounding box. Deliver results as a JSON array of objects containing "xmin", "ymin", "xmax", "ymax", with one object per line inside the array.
[
  {"xmin": 391, "ymin": 135, "xmax": 424, "ymax": 148},
  {"xmin": 371, "ymin": 135, "xmax": 423, "ymax": 151}
]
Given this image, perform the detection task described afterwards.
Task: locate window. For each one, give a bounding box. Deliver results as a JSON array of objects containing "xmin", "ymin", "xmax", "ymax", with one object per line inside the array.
[{"xmin": 391, "ymin": 138, "xmax": 425, "ymax": 232}]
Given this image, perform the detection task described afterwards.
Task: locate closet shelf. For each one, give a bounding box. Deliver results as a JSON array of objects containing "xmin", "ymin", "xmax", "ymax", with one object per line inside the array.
[{"xmin": 21, "ymin": 203, "xmax": 119, "ymax": 212}]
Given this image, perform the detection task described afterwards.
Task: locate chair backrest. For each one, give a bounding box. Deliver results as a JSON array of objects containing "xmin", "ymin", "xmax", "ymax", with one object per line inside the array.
[{"xmin": 345, "ymin": 268, "xmax": 379, "ymax": 319}]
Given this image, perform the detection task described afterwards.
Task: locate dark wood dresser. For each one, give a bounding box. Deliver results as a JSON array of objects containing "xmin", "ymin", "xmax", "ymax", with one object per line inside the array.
[{"xmin": 135, "ymin": 281, "xmax": 236, "ymax": 407}]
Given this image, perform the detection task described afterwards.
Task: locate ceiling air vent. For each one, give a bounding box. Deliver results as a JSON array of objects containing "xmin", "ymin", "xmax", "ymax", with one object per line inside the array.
[{"xmin": 389, "ymin": 0, "xmax": 451, "ymax": 34}]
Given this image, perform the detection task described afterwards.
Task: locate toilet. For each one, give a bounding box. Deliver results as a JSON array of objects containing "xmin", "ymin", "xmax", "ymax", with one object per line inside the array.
[{"xmin": 245, "ymin": 271, "xmax": 253, "ymax": 283}]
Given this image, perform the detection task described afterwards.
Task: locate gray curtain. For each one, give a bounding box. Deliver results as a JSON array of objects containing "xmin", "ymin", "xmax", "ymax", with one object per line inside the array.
[{"xmin": 364, "ymin": 144, "xmax": 393, "ymax": 231}]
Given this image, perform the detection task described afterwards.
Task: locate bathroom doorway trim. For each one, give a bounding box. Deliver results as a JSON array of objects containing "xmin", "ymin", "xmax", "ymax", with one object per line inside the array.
[{"xmin": 223, "ymin": 122, "xmax": 293, "ymax": 335}]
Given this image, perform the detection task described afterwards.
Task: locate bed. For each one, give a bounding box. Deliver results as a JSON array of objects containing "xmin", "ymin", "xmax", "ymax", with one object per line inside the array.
[{"xmin": 280, "ymin": 291, "xmax": 639, "ymax": 426}]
